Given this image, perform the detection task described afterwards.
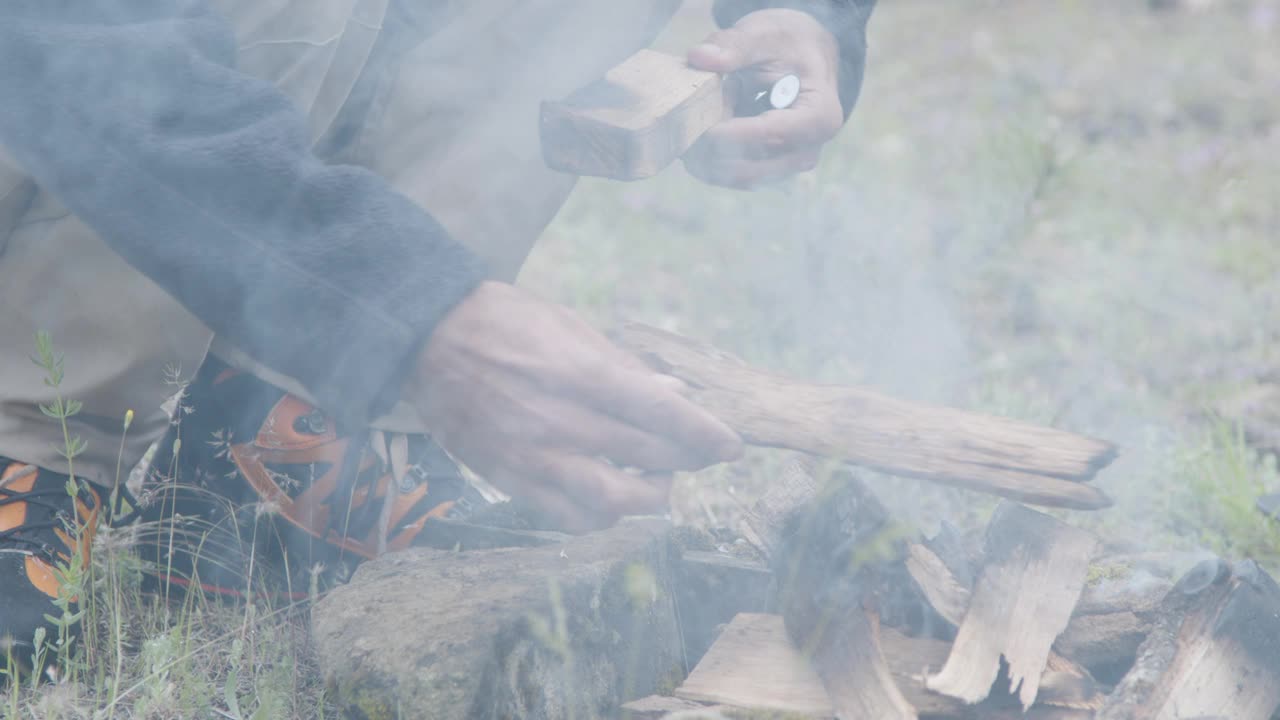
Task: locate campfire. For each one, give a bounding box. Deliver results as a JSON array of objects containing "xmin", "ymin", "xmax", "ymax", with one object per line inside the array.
[{"xmin": 613, "ymin": 327, "xmax": 1280, "ymax": 720}]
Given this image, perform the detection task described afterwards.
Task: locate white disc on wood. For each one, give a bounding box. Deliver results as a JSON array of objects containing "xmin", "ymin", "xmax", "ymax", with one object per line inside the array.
[{"xmin": 770, "ymin": 74, "xmax": 801, "ymax": 110}]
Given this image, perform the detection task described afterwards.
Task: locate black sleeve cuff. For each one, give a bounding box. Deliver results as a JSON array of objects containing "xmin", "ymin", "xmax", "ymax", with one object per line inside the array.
[{"xmin": 712, "ymin": 0, "xmax": 876, "ymax": 119}]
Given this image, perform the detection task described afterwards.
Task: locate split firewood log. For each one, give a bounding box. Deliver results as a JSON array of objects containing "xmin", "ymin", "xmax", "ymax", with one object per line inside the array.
[
  {"xmin": 1097, "ymin": 558, "xmax": 1280, "ymax": 720},
  {"xmin": 925, "ymin": 503, "xmax": 1099, "ymax": 710},
  {"xmin": 906, "ymin": 531, "xmax": 1102, "ymax": 712},
  {"xmin": 771, "ymin": 471, "xmax": 924, "ymax": 720}
]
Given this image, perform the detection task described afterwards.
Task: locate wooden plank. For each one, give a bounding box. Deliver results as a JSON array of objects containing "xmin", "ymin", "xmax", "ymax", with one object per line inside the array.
[
  {"xmin": 675, "ymin": 614, "xmax": 972, "ymax": 719},
  {"xmin": 620, "ymin": 695, "xmax": 715, "ymax": 719},
  {"xmin": 540, "ymin": 49, "xmax": 730, "ymax": 180},
  {"xmin": 674, "ymin": 613, "xmax": 834, "ymax": 717},
  {"xmin": 1098, "ymin": 558, "xmax": 1280, "ymax": 720},
  {"xmin": 927, "ymin": 503, "xmax": 1099, "ymax": 710},
  {"xmin": 615, "ymin": 324, "xmax": 1116, "ymax": 510}
]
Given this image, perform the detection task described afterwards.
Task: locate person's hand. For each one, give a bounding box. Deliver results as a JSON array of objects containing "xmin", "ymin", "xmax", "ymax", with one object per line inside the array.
[
  {"xmin": 684, "ymin": 8, "xmax": 844, "ymax": 189},
  {"xmin": 405, "ymin": 282, "xmax": 743, "ymax": 532}
]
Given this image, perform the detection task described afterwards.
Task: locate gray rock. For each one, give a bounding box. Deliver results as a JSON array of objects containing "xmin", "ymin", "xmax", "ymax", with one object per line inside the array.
[
  {"xmin": 1260, "ymin": 493, "xmax": 1280, "ymax": 520},
  {"xmin": 313, "ymin": 518, "xmax": 685, "ymax": 720}
]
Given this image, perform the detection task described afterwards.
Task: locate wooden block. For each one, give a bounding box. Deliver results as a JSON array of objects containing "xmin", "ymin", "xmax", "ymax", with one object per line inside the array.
[
  {"xmin": 927, "ymin": 503, "xmax": 1099, "ymax": 710},
  {"xmin": 616, "ymin": 324, "xmax": 1116, "ymax": 510},
  {"xmin": 676, "ymin": 613, "xmax": 834, "ymax": 717},
  {"xmin": 540, "ymin": 49, "xmax": 731, "ymax": 180},
  {"xmin": 1098, "ymin": 558, "xmax": 1280, "ymax": 720}
]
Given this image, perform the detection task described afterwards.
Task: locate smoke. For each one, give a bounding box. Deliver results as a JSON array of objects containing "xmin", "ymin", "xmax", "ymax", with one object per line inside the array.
[{"xmin": 528, "ymin": 0, "xmax": 1280, "ymax": 552}]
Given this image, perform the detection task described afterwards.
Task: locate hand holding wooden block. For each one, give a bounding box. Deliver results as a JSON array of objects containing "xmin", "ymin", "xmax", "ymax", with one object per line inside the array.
[{"xmin": 540, "ymin": 49, "xmax": 734, "ymax": 180}]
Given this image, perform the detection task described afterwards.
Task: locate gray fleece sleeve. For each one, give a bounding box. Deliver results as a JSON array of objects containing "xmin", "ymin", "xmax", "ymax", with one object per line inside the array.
[{"xmin": 0, "ymin": 0, "xmax": 483, "ymax": 424}]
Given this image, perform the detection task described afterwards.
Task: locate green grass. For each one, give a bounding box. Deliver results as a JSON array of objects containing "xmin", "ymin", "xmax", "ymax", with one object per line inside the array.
[{"xmin": 2, "ymin": 336, "xmax": 330, "ymax": 720}]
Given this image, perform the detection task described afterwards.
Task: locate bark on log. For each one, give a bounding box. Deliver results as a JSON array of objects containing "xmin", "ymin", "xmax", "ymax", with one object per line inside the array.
[
  {"xmin": 616, "ymin": 324, "xmax": 1116, "ymax": 510},
  {"xmin": 1097, "ymin": 558, "xmax": 1280, "ymax": 720},
  {"xmin": 772, "ymin": 473, "xmax": 922, "ymax": 720},
  {"xmin": 739, "ymin": 455, "xmax": 822, "ymax": 557},
  {"xmin": 1054, "ymin": 611, "xmax": 1150, "ymax": 685}
]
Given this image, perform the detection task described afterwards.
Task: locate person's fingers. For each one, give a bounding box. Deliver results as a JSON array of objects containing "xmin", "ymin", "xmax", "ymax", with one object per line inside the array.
[
  {"xmin": 688, "ymin": 26, "xmax": 777, "ymax": 74},
  {"xmin": 531, "ymin": 452, "xmax": 670, "ymax": 519},
  {"xmin": 500, "ymin": 473, "xmax": 603, "ymax": 534},
  {"xmin": 699, "ymin": 99, "xmax": 844, "ymax": 162},
  {"xmin": 586, "ymin": 366, "xmax": 743, "ymax": 464},
  {"xmin": 537, "ymin": 395, "xmax": 709, "ymax": 471},
  {"xmin": 685, "ymin": 144, "xmax": 822, "ymax": 189},
  {"xmin": 653, "ymin": 374, "xmax": 691, "ymax": 395},
  {"xmin": 634, "ymin": 470, "xmax": 675, "ymax": 497}
]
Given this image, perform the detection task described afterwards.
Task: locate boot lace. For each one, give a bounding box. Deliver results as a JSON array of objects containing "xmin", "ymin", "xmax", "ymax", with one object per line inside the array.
[{"xmin": 0, "ymin": 485, "xmax": 70, "ymax": 559}]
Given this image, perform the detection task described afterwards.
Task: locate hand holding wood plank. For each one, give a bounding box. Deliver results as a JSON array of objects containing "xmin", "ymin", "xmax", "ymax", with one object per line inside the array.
[{"xmin": 614, "ymin": 324, "xmax": 1117, "ymax": 510}]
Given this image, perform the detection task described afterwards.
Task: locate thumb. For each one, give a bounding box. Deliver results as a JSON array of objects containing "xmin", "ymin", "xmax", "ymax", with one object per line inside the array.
[{"xmin": 688, "ymin": 27, "xmax": 758, "ymax": 73}]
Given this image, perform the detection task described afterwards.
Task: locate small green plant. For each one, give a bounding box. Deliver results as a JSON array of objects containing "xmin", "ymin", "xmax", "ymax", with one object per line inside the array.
[
  {"xmin": 29, "ymin": 332, "xmax": 92, "ymax": 684},
  {"xmin": 1172, "ymin": 418, "xmax": 1280, "ymax": 571}
]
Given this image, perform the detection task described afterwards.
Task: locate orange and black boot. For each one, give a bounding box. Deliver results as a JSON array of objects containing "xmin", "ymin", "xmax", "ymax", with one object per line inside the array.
[
  {"xmin": 0, "ymin": 460, "xmax": 101, "ymax": 671},
  {"xmin": 138, "ymin": 358, "xmax": 480, "ymax": 599}
]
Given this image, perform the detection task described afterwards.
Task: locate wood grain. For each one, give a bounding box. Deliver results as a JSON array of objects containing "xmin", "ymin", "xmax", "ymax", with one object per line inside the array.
[
  {"xmin": 675, "ymin": 613, "xmax": 971, "ymax": 719},
  {"xmin": 616, "ymin": 324, "xmax": 1117, "ymax": 510},
  {"xmin": 926, "ymin": 503, "xmax": 1099, "ymax": 710},
  {"xmin": 540, "ymin": 49, "xmax": 730, "ymax": 180},
  {"xmin": 675, "ymin": 613, "xmax": 835, "ymax": 717}
]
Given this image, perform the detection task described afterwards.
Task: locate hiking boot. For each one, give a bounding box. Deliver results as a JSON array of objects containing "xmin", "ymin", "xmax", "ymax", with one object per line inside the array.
[
  {"xmin": 0, "ymin": 460, "xmax": 101, "ymax": 670},
  {"xmin": 139, "ymin": 359, "xmax": 479, "ymax": 599}
]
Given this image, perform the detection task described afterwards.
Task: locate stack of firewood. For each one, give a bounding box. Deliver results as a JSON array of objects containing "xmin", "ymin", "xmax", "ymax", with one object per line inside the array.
[
  {"xmin": 626, "ymin": 462, "xmax": 1280, "ymax": 719},
  {"xmin": 612, "ymin": 327, "xmax": 1280, "ymax": 720}
]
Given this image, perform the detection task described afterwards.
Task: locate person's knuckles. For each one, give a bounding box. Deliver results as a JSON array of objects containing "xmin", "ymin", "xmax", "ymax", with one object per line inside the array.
[
  {"xmin": 788, "ymin": 147, "xmax": 823, "ymax": 173},
  {"xmin": 566, "ymin": 458, "xmax": 663, "ymax": 516},
  {"xmin": 527, "ymin": 486, "xmax": 600, "ymax": 535},
  {"xmin": 690, "ymin": 29, "xmax": 748, "ymax": 71}
]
